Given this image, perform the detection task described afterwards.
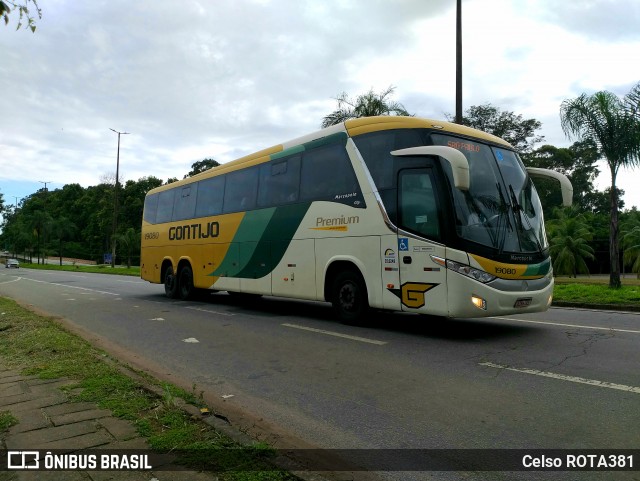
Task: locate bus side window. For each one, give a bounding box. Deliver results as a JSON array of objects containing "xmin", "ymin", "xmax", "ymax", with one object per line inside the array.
[
  {"xmin": 156, "ymin": 189, "xmax": 176, "ymax": 224},
  {"xmin": 353, "ymin": 129, "xmax": 426, "ymax": 191},
  {"xmin": 300, "ymin": 144, "xmax": 359, "ymax": 201},
  {"xmin": 195, "ymin": 176, "xmax": 225, "ymax": 218},
  {"xmin": 399, "ymin": 170, "xmax": 440, "ymax": 241},
  {"xmin": 223, "ymin": 166, "xmax": 259, "ymax": 213},
  {"xmin": 173, "ymin": 184, "xmax": 198, "ymax": 221},
  {"xmin": 257, "ymin": 155, "xmax": 301, "ymax": 207}
]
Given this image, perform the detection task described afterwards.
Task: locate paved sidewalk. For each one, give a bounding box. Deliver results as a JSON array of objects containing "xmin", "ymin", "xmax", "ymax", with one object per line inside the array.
[{"xmin": 0, "ymin": 368, "xmax": 218, "ymax": 481}]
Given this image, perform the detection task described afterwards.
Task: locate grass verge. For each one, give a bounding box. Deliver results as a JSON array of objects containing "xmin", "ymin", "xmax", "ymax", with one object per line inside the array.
[
  {"xmin": 553, "ymin": 276, "xmax": 640, "ymax": 307},
  {"xmin": 0, "ymin": 297, "xmax": 297, "ymax": 480},
  {"xmin": 16, "ymin": 262, "xmax": 140, "ymax": 277}
]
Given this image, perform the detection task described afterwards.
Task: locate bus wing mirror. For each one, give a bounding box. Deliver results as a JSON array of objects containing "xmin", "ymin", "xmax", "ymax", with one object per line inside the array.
[
  {"xmin": 526, "ymin": 167, "xmax": 573, "ymax": 207},
  {"xmin": 391, "ymin": 146, "xmax": 470, "ymax": 191}
]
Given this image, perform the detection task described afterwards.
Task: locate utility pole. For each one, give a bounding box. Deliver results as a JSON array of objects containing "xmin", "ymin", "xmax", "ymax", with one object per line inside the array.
[
  {"xmin": 38, "ymin": 181, "xmax": 52, "ymax": 265},
  {"xmin": 109, "ymin": 128, "xmax": 130, "ymax": 268},
  {"xmin": 455, "ymin": 0, "xmax": 463, "ymax": 124}
]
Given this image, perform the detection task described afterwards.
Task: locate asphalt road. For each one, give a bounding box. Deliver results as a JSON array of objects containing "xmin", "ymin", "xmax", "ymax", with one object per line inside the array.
[{"xmin": 1, "ymin": 268, "xmax": 639, "ymax": 481}]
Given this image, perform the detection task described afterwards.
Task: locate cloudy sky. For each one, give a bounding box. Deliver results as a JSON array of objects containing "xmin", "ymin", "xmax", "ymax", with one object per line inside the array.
[{"xmin": 2, "ymin": 0, "xmax": 640, "ymax": 211}]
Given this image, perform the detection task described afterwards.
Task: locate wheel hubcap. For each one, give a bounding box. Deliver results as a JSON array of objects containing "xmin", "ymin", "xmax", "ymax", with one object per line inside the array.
[{"xmin": 340, "ymin": 283, "xmax": 355, "ymax": 311}]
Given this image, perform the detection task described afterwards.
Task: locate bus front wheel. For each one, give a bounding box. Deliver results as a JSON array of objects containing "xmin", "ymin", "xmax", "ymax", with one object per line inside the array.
[
  {"xmin": 164, "ymin": 266, "xmax": 178, "ymax": 299},
  {"xmin": 331, "ymin": 270, "xmax": 368, "ymax": 325},
  {"xmin": 178, "ymin": 265, "xmax": 194, "ymax": 300}
]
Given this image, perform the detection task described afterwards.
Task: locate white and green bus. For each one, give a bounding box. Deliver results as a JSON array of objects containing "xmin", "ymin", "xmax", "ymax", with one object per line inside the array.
[{"xmin": 141, "ymin": 116, "xmax": 571, "ymax": 323}]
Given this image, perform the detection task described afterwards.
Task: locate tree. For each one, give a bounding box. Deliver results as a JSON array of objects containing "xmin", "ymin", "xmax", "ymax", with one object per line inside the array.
[
  {"xmin": 321, "ymin": 86, "xmax": 411, "ymax": 128},
  {"xmin": 525, "ymin": 139, "xmax": 600, "ymax": 215},
  {"xmin": 25, "ymin": 209, "xmax": 52, "ymax": 264},
  {"xmin": 114, "ymin": 228, "xmax": 140, "ymax": 268},
  {"xmin": 1, "ymin": 0, "xmax": 40, "ymax": 32},
  {"xmin": 547, "ymin": 208, "xmax": 596, "ymax": 278},
  {"xmin": 453, "ymin": 103, "xmax": 544, "ymax": 154},
  {"xmin": 621, "ymin": 210, "xmax": 640, "ymax": 279},
  {"xmin": 560, "ymin": 82, "xmax": 640, "ymax": 288},
  {"xmin": 185, "ymin": 159, "xmax": 220, "ymax": 178},
  {"xmin": 52, "ymin": 217, "xmax": 77, "ymax": 265}
]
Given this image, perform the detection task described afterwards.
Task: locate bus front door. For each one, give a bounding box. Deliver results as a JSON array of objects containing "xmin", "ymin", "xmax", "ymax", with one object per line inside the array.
[{"xmin": 396, "ymin": 167, "xmax": 449, "ymax": 316}]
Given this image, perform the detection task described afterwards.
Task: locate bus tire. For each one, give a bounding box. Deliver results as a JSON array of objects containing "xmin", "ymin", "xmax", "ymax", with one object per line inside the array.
[
  {"xmin": 178, "ymin": 264, "xmax": 194, "ymax": 301},
  {"xmin": 331, "ymin": 269, "xmax": 368, "ymax": 325},
  {"xmin": 164, "ymin": 265, "xmax": 178, "ymax": 299}
]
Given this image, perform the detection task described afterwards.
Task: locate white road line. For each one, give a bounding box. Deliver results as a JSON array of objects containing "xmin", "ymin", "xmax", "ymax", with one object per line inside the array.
[
  {"xmin": 21, "ymin": 277, "xmax": 119, "ymax": 296},
  {"xmin": 480, "ymin": 362, "xmax": 640, "ymax": 394},
  {"xmin": 185, "ymin": 306, "xmax": 235, "ymax": 317},
  {"xmin": 282, "ymin": 323, "xmax": 387, "ymax": 345},
  {"xmin": 0, "ymin": 277, "xmax": 22, "ymax": 285},
  {"xmin": 489, "ymin": 316, "xmax": 640, "ymax": 334}
]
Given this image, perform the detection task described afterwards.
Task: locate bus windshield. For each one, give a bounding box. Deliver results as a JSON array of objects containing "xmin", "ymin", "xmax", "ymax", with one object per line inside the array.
[{"xmin": 431, "ymin": 134, "xmax": 548, "ymax": 256}]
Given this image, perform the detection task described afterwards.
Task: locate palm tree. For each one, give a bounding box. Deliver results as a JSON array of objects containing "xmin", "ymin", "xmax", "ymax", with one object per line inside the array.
[
  {"xmin": 547, "ymin": 208, "xmax": 596, "ymax": 278},
  {"xmin": 622, "ymin": 218, "xmax": 640, "ymax": 279},
  {"xmin": 26, "ymin": 209, "xmax": 52, "ymax": 264},
  {"xmin": 114, "ymin": 227, "xmax": 140, "ymax": 268},
  {"xmin": 321, "ymin": 86, "xmax": 412, "ymax": 128},
  {"xmin": 52, "ymin": 216, "xmax": 77, "ymax": 265},
  {"xmin": 560, "ymin": 82, "xmax": 640, "ymax": 288}
]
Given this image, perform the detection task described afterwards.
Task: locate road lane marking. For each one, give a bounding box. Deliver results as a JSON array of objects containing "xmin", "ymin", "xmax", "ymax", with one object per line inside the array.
[
  {"xmin": 183, "ymin": 337, "xmax": 199, "ymax": 343},
  {"xmin": 480, "ymin": 362, "xmax": 640, "ymax": 394},
  {"xmin": 185, "ymin": 306, "xmax": 235, "ymax": 317},
  {"xmin": 282, "ymin": 323, "xmax": 387, "ymax": 345},
  {"xmin": 489, "ymin": 316, "xmax": 640, "ymax": 334},
  {"xmin": 21, "ymin": 277, "xmax": 119, "ymax": 296},
  {"xmin": 0, "ymin": 277, "xmax": 22, "ymax": 285}
]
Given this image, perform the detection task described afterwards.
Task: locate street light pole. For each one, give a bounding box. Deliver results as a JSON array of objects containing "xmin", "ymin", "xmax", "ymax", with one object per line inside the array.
[
  {"xmin": 38, "ymin": 181, "xmax": 52, "ymax": 265},
  {"xmin": 455, "ymin": 0, "xmax": 463, "ymax": 124},
  {"xmin": 109, "ymin": 128, "xmax": 130, "ymax": 268}
]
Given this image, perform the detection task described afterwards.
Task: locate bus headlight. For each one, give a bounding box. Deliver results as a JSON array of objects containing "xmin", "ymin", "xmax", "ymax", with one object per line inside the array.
[{"xmin": 431, "ymin": 256, "xmax": 497, "ymax": 284}]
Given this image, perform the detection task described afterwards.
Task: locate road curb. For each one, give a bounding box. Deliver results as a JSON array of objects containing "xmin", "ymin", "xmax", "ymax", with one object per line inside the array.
[{"xmin": 552, "ymin": 301, "xmax": 640, "ymax": 313}]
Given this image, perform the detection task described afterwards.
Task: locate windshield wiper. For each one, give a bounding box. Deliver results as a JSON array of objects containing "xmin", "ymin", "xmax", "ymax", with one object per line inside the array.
[
  {"xmin": 495, "ymin": 183, "xmax": 511, "ymax": 255},
  {"xmin": 508, "ymin": 183, "xmax": 544, "ymax": 257}
]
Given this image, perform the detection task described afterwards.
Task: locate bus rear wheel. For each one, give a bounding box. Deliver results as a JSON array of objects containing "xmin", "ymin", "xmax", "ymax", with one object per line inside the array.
[
  {"xmin": 331, "ymin": 270, "xmax": 368, "ymax": 325},
  {"xmin": 178, "ymin": 265, "xmax": 194, "ymax": 300},
  {"xmin": 164, "ymin": 266, "xmax": 178, "ymax": 299}
]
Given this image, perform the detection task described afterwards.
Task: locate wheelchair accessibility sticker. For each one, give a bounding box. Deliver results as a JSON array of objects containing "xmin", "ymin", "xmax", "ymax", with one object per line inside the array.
[{"xmin": 398, "ymin": 237, "xmax": 409, "ymax": 251}]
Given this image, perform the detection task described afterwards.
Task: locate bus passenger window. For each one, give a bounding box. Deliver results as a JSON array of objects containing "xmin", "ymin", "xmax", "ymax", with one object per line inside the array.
[
  {"xmin": 300, "ymin": 144, "xmax": 359, "ymax": 202},
  {"xmin": 173, "ymin": 184, "xmax": 198, "ymax": 221},
  {"xmin": 195, "ymin": 176, "xmax": 224, "ymax": 218},
  {"xmin": 223, "ymin": 167, "xmax": 259, "ymax": 213},
  {"xmin": 257, "ymin": 155, "xmax": 301, "ymax": 207}
]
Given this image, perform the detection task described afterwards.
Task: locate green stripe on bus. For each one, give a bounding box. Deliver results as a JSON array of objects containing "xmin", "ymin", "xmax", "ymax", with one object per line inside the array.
[
  {"xmin": 212, "ymin": 208, "xmax": 276, "ymax": 277},
  {"xmin": 523, "ymin": 258, "xmax": 551, "ymax": 277},
  {"xmin": 211, "ymin": 203, "xmax": 311, "ymax": 279},
  {"xmin": 235, "ymin": 202, "xmax": 311, "ymax": 279}
]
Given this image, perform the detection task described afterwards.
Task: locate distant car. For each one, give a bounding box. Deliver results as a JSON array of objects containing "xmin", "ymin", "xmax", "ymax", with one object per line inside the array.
[{"xmin": 5, "ymin": 259, "xmax": 19, "ymax": 268}]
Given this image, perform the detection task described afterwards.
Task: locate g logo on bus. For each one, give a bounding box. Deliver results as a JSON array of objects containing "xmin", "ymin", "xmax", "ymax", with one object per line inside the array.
[{"xmin": 388, "ymin": 282, "xmax": 438, "ymax": 309}]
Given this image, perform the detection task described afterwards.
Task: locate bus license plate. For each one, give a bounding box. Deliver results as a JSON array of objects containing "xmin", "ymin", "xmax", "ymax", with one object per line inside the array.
[{"xmin": 514, "ymin": 297, "xmax": 532, "ymax": 308}]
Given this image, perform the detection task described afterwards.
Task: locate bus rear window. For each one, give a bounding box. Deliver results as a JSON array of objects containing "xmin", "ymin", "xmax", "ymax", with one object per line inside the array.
[
  {"xmin": 156, "ymin": 189, "xmax": 176, "ymax": 224},
  {"xmin": 143, "ymin": 193, "xmax": 159, "ymax": 224}
]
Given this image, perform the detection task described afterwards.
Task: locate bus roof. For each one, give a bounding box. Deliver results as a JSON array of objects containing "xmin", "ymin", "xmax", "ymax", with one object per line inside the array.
[{"xmin": 148, "ymin": 116, "xmax": 513, "ymax": 194}]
